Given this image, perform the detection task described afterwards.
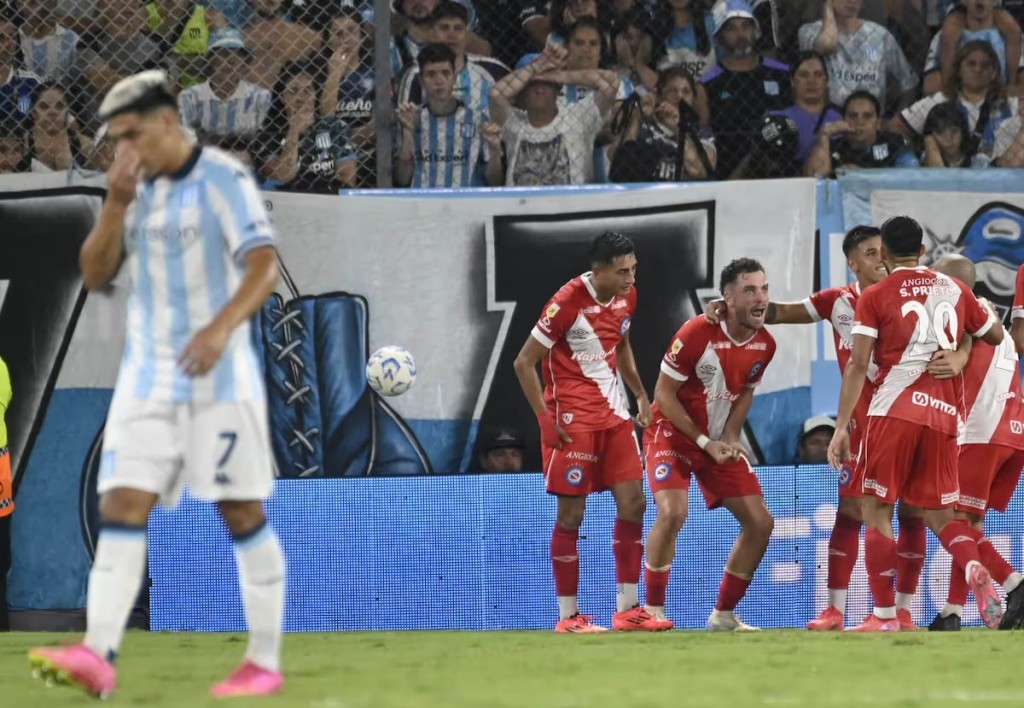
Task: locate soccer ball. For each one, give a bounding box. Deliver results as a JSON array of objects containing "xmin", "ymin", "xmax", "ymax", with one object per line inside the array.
[{"xmin": 365, "ymin": 346, "xmax": 417, "ymax": 397}]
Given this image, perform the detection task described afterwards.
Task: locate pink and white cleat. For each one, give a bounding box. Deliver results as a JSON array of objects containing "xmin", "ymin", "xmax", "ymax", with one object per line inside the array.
[
  {"xmin": 967, "ymin": 563, "xmax": 1004, "ymax": 629},
  {"xmin": 28, "ymin": 644, "xmax": 117, "ymax": 699},
  {"xmin": 210, "ymin": 660, "xmax": 285, "ymax": 697}
]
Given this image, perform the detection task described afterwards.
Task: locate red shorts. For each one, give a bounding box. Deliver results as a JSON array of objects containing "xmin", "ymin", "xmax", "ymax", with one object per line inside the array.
[
  {"xmin": 956, "ymin": 443, "xmax": 1024, "ymax": 514},
  {"xmin": 642, "ymin": 421, "xmax": 762, "ymax": 509},
  {"xmin": 543, "ymin": 419, "xmax": 643, "ymax": 496},
  {"xmin": 838, "ymin": 389, "xmax": 872, "ymax": 500},
  {"xmin": 861, "ymin": 416, "xmax": 958, "ymax": 508}
]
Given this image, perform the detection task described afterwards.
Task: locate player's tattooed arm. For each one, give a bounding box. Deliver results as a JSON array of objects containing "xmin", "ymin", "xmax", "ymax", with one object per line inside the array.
[
  {"xmin": 705, "ymin": 300, "xmax": 811, "ymax": 326},
  {"xmin": 616, "ymin": 332, "xmax": 651, "ymax": 427}
]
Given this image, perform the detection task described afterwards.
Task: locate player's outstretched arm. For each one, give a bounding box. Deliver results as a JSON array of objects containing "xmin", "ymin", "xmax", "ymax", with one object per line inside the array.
[
  {"xmin": 828, "ymin": 333, "xmax": 873, "ymax": 469},
  {"xmin": 616, "ymin": 332, "xmax": 651, "ymax": 427},
  {"xmin": 704, "ymin": 299, "xmax": 813, "ymax": 326},
  {"xmin": 178, "ymin": 247, "xmax": 278, "ymax": 378},
  {"xmin": 80, "ymin": 146, "xmax": 142, "ymax": 290},
  {"xmin": 513, "ymin": 335, "xmax": 572, "ymax": 449}
]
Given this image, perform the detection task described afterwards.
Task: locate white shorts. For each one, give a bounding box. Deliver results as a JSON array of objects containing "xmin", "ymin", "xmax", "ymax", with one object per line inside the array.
[{"xmin": 98, "ymin": 398, "xmax": 275, "ymax": 505}]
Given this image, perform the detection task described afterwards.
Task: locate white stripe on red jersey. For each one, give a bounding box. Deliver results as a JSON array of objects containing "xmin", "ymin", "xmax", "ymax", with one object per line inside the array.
[
  {"xmin": 803, "ymin": 281, "xmax": 878, "ymax": 381},
  {"xmin": 530, "ymin": 273, "xmax": 635, "ymax": 432},
  {"xmin": 653, "ymin": 315, "xmax": 776, "ymax": 439},
  {"xmin": 852, "ymin": 266, "xmax": 995, "ymax": 435},
  {"xmin": 960, "ymin": 332, "xmax": 1024, "ymax": 448}
]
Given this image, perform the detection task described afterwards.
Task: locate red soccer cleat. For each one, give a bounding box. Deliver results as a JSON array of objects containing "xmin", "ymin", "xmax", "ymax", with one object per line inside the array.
[
  {"xmin": 554, "ymin": 613, "xmax": 609, "ymax": 633},
  {"xmin": 897, "ymin": 608, "xmax": 918, "ymax": 631},
  {"xmin": 612, "ymin": 606, "xmax": 674, "ymax": 631},
  {"xmin": 846, "ymin": 614, "xmax": 900, "ymax": 632},
  {"xmin": 807, "ymin": 606, "xmax": 844, "ymax": 631},
  {"xmin": 967, "ymin": 564, "xmax": 1004, "ymax": 629},
  {"xmin": 28, "ymin": 644, "xmax": 116, "ymax": 699},
  {"xmin": 210, "ymin": 661, "xmax": 284, "ymax": 697}
]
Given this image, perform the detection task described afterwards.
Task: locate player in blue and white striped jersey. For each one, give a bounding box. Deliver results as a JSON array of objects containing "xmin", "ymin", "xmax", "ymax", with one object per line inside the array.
[
  {"xmin": 27, "ymin": 70, "xmax": 285, "ymax": 700},
  {"xmin": 17, "ymin": 0, "xmax": 80, "ymax": 84},
  {"xmin": 396, "ymin": 43, "xmax": 504, "ymax": 187},
  {"xmin": 396, "ymin": 2, "xmax": 509, "ymax": 114}
]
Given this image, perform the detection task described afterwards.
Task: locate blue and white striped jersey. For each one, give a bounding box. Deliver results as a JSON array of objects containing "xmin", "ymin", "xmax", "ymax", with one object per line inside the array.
[
  {"xmin": 410, "ymin": 102, "xmax": 488, "ymax": 187},
  {"xmin": 115, "ymin": 145, "xmax": 274, "ymax": 404},
  {"xmin": 19, "ymin": 24, "xmax": 80, "ymax": 83},
  {"xmin": 178, "ymin": 80, "xmax": 272, "ymax": 137},
  {"xmin": 397, "ymin": 54, "xmax": 509, "ymax": 113}
]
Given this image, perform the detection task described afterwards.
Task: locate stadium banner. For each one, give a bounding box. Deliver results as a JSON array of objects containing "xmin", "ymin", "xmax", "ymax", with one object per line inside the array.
[{"xmin": 3, "ymin": 179, "xmax": 818, "ymax": 614}]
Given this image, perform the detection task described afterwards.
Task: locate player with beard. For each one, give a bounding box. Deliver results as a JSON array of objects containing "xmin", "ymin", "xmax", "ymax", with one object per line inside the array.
[
  {"xmin": 828, "ymin": 216, "xmax": 1005, "ymax": 632},
  {"xmin": 642, "ymin": 258, "xmax": 777, "ymax": 632},
  {"xmin": 705, "ymin": 226, "xmax": 944, "ymax": 631}
]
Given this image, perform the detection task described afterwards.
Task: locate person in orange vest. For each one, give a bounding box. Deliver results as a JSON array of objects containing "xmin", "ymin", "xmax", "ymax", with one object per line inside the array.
[{"xmin": 0, "ymin": 355, "xmax": 11, "ymax": 632}]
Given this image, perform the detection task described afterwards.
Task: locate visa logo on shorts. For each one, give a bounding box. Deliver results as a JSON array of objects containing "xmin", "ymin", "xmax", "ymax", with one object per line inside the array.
[
  {"xmin": 571, "ymin": 349, "xmax": 613, "ymax": 363},
  {"xmin": 911, "ymin": 391, "xmax": 957, "ymax": 416}
]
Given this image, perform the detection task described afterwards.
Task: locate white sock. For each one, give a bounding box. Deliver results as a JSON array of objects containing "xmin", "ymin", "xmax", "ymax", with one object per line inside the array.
[
  {"xmin": 828, "ymin": 588, "xmax": 848, "ymax": 614},
  {"xmin": 710, "ymin": 609, "xmax": 733, "ymax": 622},
  {"xmin": 873, "ymin": 606, "xmax": 896, "ymax": 620},
  {"xmin": 616, "ymin": 583, "xmax": 638, "ymax": 612},
  {"xmin": 84, "ymin": 525, "xmax": 148, "ymax": 663},
  {"xmin": 1004, "ymin": 572, "xmax": 1023, "ymax": 594},
  {"xmin": 895, "ymin": 592, "xmax": 914, "ymax": 612},
  {"xmin": 557, "ymin": 596, "xmax": 579, "ymax": 621},
  {"xmin": 645, "ymin": 605, "xmax": 666, "ymax": 619},
  {"xmin": 234, "ymin": 523, "xmax": 285, "ymax": 673},
  {"xmin": 941, "ymin": 603, "xmax": 963, "ymax": 618}
]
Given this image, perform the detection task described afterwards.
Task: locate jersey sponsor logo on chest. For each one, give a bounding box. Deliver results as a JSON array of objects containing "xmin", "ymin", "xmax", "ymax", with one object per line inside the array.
[
  {"xmin": 571, "ymin": 349, "xmax": 613, "ymax": 363},
  {"xmin": 704, "ymin": 389, "xmax": 739, "ymax": 403}
]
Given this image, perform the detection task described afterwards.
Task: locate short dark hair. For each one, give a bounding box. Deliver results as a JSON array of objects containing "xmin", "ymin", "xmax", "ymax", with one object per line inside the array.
[
  {"xmin": 880, "ymin": 215, "xmax": 923, "ymax": 258},
  {"xmin": 417, "ymin": 43, "xmax": 456, "ymax": 73},
  {"xmin": 567, "ymin": 16, "xmax": 603, "ymax": 44},
  {"xmin": 431, "ymin": 0, "xmax": 468, "ymax": 25},
  {"xmin": 719, "ymin": 257, "xmax": 765, "ymax": 294},
  {"xmin": 841, "ymin": 225, "xmax": 881, "ymax": 257},
  {"xmin": 588, "ymin": 231, "xmax": 635, "ymax": 267},
  {"xmin": 792, "ymin": 49, "xmax": 827, "ymax": 79},
  {"xmin": 842, "ymin": 90, "xmax": 880, "ymax": 118}
]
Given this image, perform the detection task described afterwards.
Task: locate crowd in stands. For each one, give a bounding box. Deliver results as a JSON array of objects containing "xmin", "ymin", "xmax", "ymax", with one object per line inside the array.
[{"xmin": 3, "ymin": 0, "xmax": 1024, "ymax": 189}]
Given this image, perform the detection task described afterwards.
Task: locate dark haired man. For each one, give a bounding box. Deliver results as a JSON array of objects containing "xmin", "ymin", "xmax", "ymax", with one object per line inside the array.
[
  {"xmin": 513, "ymin": 231, "xmax": 661, "ymax": 633},
  {"xmin": 642, "ymin": 258, "xmax": 776, "ymax": 632}
]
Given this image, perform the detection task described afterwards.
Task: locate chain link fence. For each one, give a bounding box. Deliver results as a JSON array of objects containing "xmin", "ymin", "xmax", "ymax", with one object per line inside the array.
[{"xmin": 2, "ymin": 1, "xmax": 1024, "ymax": 186}]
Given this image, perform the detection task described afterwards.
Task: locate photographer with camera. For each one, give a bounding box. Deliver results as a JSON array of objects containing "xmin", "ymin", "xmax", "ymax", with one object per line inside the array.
[{"xmin": 609, "ymin": 66, "xmax": 716, "ymax": 182}]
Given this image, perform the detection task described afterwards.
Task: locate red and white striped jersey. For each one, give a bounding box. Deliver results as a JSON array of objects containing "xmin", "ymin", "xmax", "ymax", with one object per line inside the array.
[
  {"xmin": 1013, "ymin": 264, "xmax": 1024, "ymax": 322},
  {"xmin": 852, "ymin": 266, "xmax": 995, "ymax": 436},
  {"xmin": 652, "ymin": 315, "xmax": 776, "ymax": 439},
  {"xmin": 530, "ymin": 273, "xmax": 636, "ymax": 432},
  {"xmin": 960, "ymin": 332, "xmax": 1024, "ymax": 448},
  {"xmin": 803, "ymin": 281, "xmax": 877, "ymax": 381}
]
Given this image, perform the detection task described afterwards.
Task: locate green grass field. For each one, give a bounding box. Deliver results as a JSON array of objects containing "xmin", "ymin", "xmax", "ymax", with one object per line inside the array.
[{"xmin": 1, "ymin": 629, "xmax": 1019, "ymax": 707}]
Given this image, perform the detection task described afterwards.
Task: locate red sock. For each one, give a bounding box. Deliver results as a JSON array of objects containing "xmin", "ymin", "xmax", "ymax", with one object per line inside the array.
[
  {"xmin": 644, "ymin": 566, "xmax": 670, "ymax": 607},
  {"xmin": 979, "ymin": 537, "xmax": 1016, "ymax": 585},
  {"xmin": 937, "ymin": 521, "xmax": 982, "ymax": 574},
  {"xmin": 827, "ymin": 512, "xmax": 862, "ymax": 590},
  {"xmin": 613, "ymin": 519, "xmax": 643, "ymax": 584},
  {"xmin": 895, "ymin": 516, "xmax": 926, "ymax": 595},
  {"xmin": 551, "ymin": 523, "xmax": 579, "ymax": 598},
  {"xmin": 947, "ymin": 561, "xmax": 969, "ymax": 606},
  {"xmin": 714, "ymin": 571, "xmax": 752, "ymax": 612},
  {"xmin": 864, "ymin": 527, "xmax": 897, "ymax": 608}
]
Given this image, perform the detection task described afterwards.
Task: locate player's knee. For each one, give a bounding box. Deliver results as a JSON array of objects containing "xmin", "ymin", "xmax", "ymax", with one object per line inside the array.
[
  {"xmin": 617, "ymin": 492, "xmax": 646, "ymax": 522},
  {"xmin": 556, "ymin": 503, "xmax": 586, "ymax": 530},
  {"xmin": 217, "ymin": 500, "xmax": 266, "ymax": 536},
  {"xmin": 745, "ymin": 511, "xmax": 775, "ymax": 541},
  {"xmin": 659, "ymin": 507, "xmax": 687, "ymax": 532}
]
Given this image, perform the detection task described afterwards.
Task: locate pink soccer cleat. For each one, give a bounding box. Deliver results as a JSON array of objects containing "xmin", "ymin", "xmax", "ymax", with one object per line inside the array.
[
  {"xmin": 807, "ymin": 606, "xmax": 844, "ymax": 631},
  {"xmin": 897, "ymin": 608, "xmax": 918, "ymax": 631},
  {"xmin": 967, "ymin": 563, "xmax": 1004, "ymax": 629},
  {"xmin": 554, "ymin": 613, "xmax": 609, "ymax": 633},
  {"xmin": 612, "ymin": 606, "xmax": 674, "ymax": 631},
  {"xmin": 845, "ymin": 614, "xmax": 900, "ymax": 632},
  {"xmin": 210, "ymin": 661, "xmax": 285, "ymax": 697},
  {"xmin": 28, "ymin": 644, "xmax": 117, "ymax": 699}
]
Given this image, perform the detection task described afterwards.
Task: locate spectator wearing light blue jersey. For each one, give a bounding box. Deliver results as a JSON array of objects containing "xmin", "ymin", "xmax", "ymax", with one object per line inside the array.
[
  {"xmin": 390, "ymin": 0, "xmax": 491, "ymax": 76},
  {"xmin": 397, "ymin": 2, "xmax": 509, "ymax": 114},
  {"xmin": 178, "ymin": 29, "xmax": 272, "ymax": 140},
  {"xmin": 798, "ymin": 0, "xmax": 918, "ymax": 113},
  {"xmin": 652, "ymin": 0, "xmax": 716, "ymax": 79},
  {"xmin": 610, "ymin": 7, "xmax": 657, "ymax": 96},
  {"xmin": 17, "ymin": 0, "xmax": 79, "ymax": 84},
  {"xmin": 923, "ymin": 0, "xmax": 1023, "ymax": 95},
  {"xmin": 395, "ymin": 42, "xmax": 504, "ymax": 187},
  {"xmin": 920, "ymin": 100, "xmax": 991, "ymax": 168},
  {"xmin": 257, "ymin": 60, "xmax": 358, "ymax": 193},
  {"xmin": 0, "ymin": 14, "xmax": 39, "ymax": 123}
]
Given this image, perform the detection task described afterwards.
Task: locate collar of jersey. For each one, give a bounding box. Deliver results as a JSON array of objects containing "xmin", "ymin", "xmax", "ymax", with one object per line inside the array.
[
  {"xmin": 148, "ymin": 144, "xmax": 203, "ymax": 183},
  {"xmin": 581, "ymin": 271, "xmax": 615, "ymax": 306},
  {"xmin": 719, "ymin": 320, "xmax": 757, "ymax": 347}
]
